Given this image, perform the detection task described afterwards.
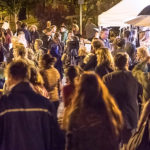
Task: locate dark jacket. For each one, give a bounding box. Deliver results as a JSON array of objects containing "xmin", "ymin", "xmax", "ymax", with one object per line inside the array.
[
  {"xmin": 103, "ymin": 70, "xmax": 142, "ymax": 129},
  {"xmin": 0, "ymin": 82, "xmax": 65, "ymax": 150},
  {"xmin": 95, "ymin": 63, "xmax": 113, "ymax": 78},
  {"xmin": 66, "ymin": 109, "xmax": 120, "ymax": 150}
]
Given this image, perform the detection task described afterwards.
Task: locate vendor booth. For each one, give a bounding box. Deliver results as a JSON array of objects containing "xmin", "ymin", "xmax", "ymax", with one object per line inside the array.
[{"xmin": 98, "ymin": 0, "xmax": 150, "ymax": 27}]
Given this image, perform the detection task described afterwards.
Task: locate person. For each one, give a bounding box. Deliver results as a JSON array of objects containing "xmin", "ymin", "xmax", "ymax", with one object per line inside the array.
[
  {"xmin": 132, "ymin": 56, "xmax": 150, "ymax": 105},
  {"xmin": 100, "ymin": 28, "xmax": 110, "ymax": 49},
  {"xmin": 21, "ymin": 22, "xmax": 31, "ymax": 46},
  {"xmin": 124, "ymin": 30, "xmax": 136, "ymax": 64},
  {"xmin": 30, "ymin": 66, "xmax": 49, "ymax": 98},
  {"xmin": 64, "ymin": 72, "xmax": 123, "ymax": 150},
  {"xmin": 60, "ymin": 25, "xmax": 68, "ymax": 44},
  {"xmin": 112, "ymin": 37, "xmax": 125, "ymax": 56},
  {"xmin": 40, "ymin": 54, "xmax": 61, "ymax": 111},
  {"xmin": 17, "ymin": 31, "xmax": 28, "ymax": 48},
  {"xmin": 15, "ymin": 20, "xmax": 22, "ymax": 36},
  {"xmin": 103, "ymin": 52, "xmax": 142, "ymax": 145},
  {"xmin": 13, "ymin": 42, "xmax": 34, "ymax": 66},
  {"xmin": 49, "ymin": 32, "xmax": 63, "ymax": 78},
  {"xmin": 29, "ymin": 25, "xmax": 39, "ymax": 45},
  {"xmin": 62, "ymin": 66, "xmax": 79, "ymax": 107},
  {"xmin": 85, "ymin": 18, "xmax": 97, "ymax": 41},
  {"xmin": 34, "ymin": 39, "xmax": 44, "ymax": 64},
  {"xmin": 77, "ymin": 46, "xmax": 88, "ymax": 70},
  {"xmin": 83, "ymin": 38, "xmax": 104, "ymax": 71},
  {"xmin": 51, "ymin": 25, "xmax": 57, "ymax": 39},
  {"xmin": 72, "ymin": 24, "xmax": 80, "ymax": 37},
  {"xmin": 42, "ymin": 28, "xmax": 52, "ymax": 53},
  {"xmin": 95, "ymin": 48, "xmax": 114, "ymax": 78},
  {"xmin": 0, "ymin": 59, "xmax": 65, "ymax": 150}
]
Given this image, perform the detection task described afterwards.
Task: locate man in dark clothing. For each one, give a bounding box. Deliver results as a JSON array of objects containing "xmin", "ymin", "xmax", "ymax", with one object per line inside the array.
[
  {"xmin": 42, "ymin": 28, "xmax": 53, "ymax": 53},
  {"xmin": 100, "ymin": 28, "xmax": 111, "ymax": 49},
  {"xmin": 21, "ymin": 22, "xmax": 31, "ymax": 45},
  {"xmin": 0, "ymin": 59, "xmax": 65, "ymax": 150},
  {"xmin": 124, "ymin": 30, "xmax": 136, "ymax": 63},
  {"xmin": 103, "ymin": 53, "xmax": 142, "ymax": 144}
]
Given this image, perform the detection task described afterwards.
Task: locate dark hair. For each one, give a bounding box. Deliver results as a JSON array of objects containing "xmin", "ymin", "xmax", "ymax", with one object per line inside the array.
[
  {"xmin": 40, "ymin": 54, "xmax": 56, "ymax": 69},
  {"xmin": 124, "ymin": 30, "xmax": 131, "ymax": 38},
  {"xmin": 114, "ymin": 53, "xmax": 129, "ymax": 69},
  {"xmin": 101, "ymin": 28, "xmax": 109, "ymax": 32},
  {"xmin": 66, "ymin": 66, "xmax": 79, "ymax": 84},
  {"xmin": 114, "ymin": 38, "xmax": 125, "ymax": 48},
  {"xmin": 21, "ymin": 22, "xmax": 27, "ymax": 29},
  {"xmin": 5, "ymin": 59, "xmax": 30, "ymax": 80},
  {"xmin": 92, "ymin": 39, "xmax": 104, "ymax": 50},
  {"xmin": 30, "ymin": 66, "xmax": 44, "ymax": 85}
]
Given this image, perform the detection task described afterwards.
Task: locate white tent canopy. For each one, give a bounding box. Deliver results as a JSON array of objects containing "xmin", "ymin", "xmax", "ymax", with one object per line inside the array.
[{"xmin": 98, "ymin": 0, "xmax": 150, "ymax": 27}]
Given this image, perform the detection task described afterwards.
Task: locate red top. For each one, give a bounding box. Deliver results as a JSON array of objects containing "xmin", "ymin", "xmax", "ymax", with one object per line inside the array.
[{"xmin": 62, "ymin": 83, "xmax": 75, "ymax": 107}]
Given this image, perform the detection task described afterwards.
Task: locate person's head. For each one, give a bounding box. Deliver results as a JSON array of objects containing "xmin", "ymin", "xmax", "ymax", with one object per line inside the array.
[
  {"xmin": 46, "ymin": 21, "xmax": 51, "ymax": 28},
  {"xmin": 44, "ymin": 28, "xmax": 52, "ymax": 36},
  {"xmin": 100, "ymin": 28, "xmax": 109, "ymax": 40},
  {"xmin": 30, "ymin": 66, "xmax": 44, "ymax": 86},
  {"xmin": 114, "ymin": 52, "xmax": 129, "ymax": 70},
  {"xmin": 26, "ymin": 48, "xmax": 34, "ymax": 60},
  {"xmin": 16, "ymin": 20, "xmax": 22, "ymax": 29},
  {"xmin": 137, "ymin": 46, "xmax": 150, "ymax": 61},
  {"xmin": 78, "ymin": 46, "xmax": 88, "ymax": 57},
  {"xmin": 5, "ymin": 59, "xmax": 30, "ymax": 86},
  {"xmin": 87, "ymin": 18, "xmax": 93, "ymax": 24},
  {"xmin": 60, "ymin": 25, "xmax": 66, "ymax": 32},
  {"xmin": 39, "ymin": 54, "xmax": 56, "ymax": 69},
  {"xmin": 13, "ymin": 43, "xmax": 26, "ymax": 59},
  {"xmin": 54, "ymin": 32, "xmax": 61, "ymax": 41},
  {"xmin": 96, "ymin": 48, "xmax": 114, "ymax": 68},
  {"xmin": 29, "ymin": 25, "xmax": 37, "ymax": 32},
  {"xmin": 67, "ymin": 72, "xmax": 123, "ymax": 135},
  {"xmin": 113, "ymin": 37, "xmax": 125, "ymax": 50},
  {"xmin": 34, "ymin": 39, "xmax": 43, "ymax": 50},
  {"xmin": 66, "ymin": 66, "xmax": 79, "ymax": 84},
  {"xmin": 51, "ymin": 25, "xmax": 57, "ymax": 33},
  {"xmin": 21, "ymin": 22, "xmax": 28, "ymax": 29},
  {"xmin": 91, "ymin": 38, "xmax": 104, "ymax": 53},
  {"xmin": 72, "ymin": 24, "xmax": 79, "ymax": 32},
  {"xmin": 124, "ymin": 30, "xmax": 131, "ymax": 39}
]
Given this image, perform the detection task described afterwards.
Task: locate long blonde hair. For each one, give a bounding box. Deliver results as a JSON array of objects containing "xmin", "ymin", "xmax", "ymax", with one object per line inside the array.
[{"xmin": 96, "ymin": 48, "xmax": 114, "ymax": 69}]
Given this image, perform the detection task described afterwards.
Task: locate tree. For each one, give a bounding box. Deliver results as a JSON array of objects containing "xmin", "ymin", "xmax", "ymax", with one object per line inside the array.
[{"xmin": 0, "ymin": 0, "xmax": 22, "ymax": 23}]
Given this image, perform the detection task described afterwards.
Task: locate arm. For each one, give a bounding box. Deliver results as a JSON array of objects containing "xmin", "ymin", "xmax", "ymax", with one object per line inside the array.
[{"xmin": 138, "ymin": 100, "xmax": 150, "ymax": 129}]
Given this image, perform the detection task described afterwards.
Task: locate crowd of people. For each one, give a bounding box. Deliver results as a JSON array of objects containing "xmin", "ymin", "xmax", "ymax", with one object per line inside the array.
[{"xmin": 0, "ymin": 18, "xmax": 149, "ymax": 150}]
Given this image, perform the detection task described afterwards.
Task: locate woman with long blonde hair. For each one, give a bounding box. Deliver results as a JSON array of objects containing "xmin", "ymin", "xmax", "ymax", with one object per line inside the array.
[
  {"xmin": 95, "ymin": 48, "xmax": 114, "ymax": 78},
  {"xmin": 64, "ymin": 72, "xmax": 123, "ymax": 150}
]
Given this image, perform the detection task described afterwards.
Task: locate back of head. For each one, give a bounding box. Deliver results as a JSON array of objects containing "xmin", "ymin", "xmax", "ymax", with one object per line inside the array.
[
  {"xmin": 114, "ymin": 52, "xmax": 129, "ymax": 70},
  {"xmin": 137, "ymin": 46, "xmax": 149, "ymax": 61},
  {"xmin": 5, "ymin": 59, "xmax": 30, "ymax": 81},
  {"xmin": 21, "ymin": 22, "xmax": 27, "ymax": 29},
  {"xmin": 96, "ymin": 48, "xmax": 114, "ymax": 67},
  {"xmin": 14, "ymin": 43, "xmax": 26, "ymax": 58},
  {"xmin": 66, "ymin": 66, "xmax": 79, "ymax": 84},
  {"xmin": 35, "ymin": 39, "xmax": 43, "ymax": 48},
  {"xmin": 91, "ymin": 39, "xmax": 104, "ymax": 51},
  {"xmin": 124, "ymin": 30, "xmax": 131, "ymax": 39},
  {"xmin": 40, "ymin": 54, "xmax": 56, "ymax": 69},
  {"xmin": 113, "ymin": 37, "xmax": 125, "ymax": 48},
  {"xmin": 30, "ymin": 66, "xmax": 44, "ymax": 85}
]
